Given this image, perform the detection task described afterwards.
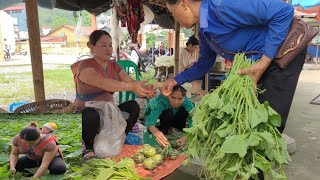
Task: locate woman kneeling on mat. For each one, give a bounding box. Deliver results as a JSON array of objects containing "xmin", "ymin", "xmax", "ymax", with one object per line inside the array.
[{"xmin": 144, "ymin": 85, "xmax": 194, "ymax": 147}]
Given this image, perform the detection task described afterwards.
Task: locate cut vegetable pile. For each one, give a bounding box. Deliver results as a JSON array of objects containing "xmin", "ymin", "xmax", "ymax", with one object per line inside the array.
[
  {"xmin": 132, "ymin": 144, "xmax": 179, "ymax": 170},
  {"xmin": 184, "ymin": 54, "xmax": 290, "ymax": 180},
  {"xmin": 82, "ymin": 158, "xmax": 145, "ymax": 180}
]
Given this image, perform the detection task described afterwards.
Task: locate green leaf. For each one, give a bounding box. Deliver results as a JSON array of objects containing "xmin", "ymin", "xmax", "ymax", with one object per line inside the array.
[
  {"xmin": 183, "ymin": 127, "xmax": 198, "ymax": 135},
  {"xmin": 226, "ymin": 163, "xmax": 239, "ymax": 172},
  {"xmin": 96, "ymin": 168, "xmax": 114, "ymax": 180},
  {"xmin": 254, "ymin": 155, "xmax": 272, "ymax": 172},
  {"xmin": 216, "ymin": 124, "xmax": 233, "ymax": 138},
  {"xmin": 208, "ymin": 93, "xmax": 224, "ymax": 110},
  {"xmin": 271, "ymin": 170, "xmax": 288, "ymax": 180},
  {"xmin": 250, "ymin": 166, "xmax": 258, "ymax": 175},
  {"xmin": 271, "ymin": 149, "xmax": 288, "ymax": 164},
  {"xmin": 257, "ymin": 131, "xmax": 275, "ymax": 146},
  {"xmin": 187, "ymin": 146, "xmax": 198, "ymax": 158},
  {"xmin": 278, "ymin": 138, "xmax": 291, "ymax": 163},
  {"xmin": 220, "ymin": 135, "xmax": 249, "ymax": 158},
  {"xmin": 240, "ymin": 171, "xmax": 251, "ymax": 180},
  {"xmin": 0, "ymin": 163, "xmax": 9, "ymax": 173},
  {"xmin": 0, "ymin": 154, "xmax": 9, "ymax": 164},
  {"xmin": 191, "ymin": 110, "xmax": 206, "ymax": 124},
  {"xmin": 213, "ymin": 151, "xmax": 225, "ymax": 160},
  {"xmin": 65, "ymin": 149, "xmax": 82, "ymax": 158},
  {"xmin": 220, "ymin": 102, "xmax": 234, "ymax": 115},
  {"xmin": 215, "ymin": 111, "xmax": 225, "ymax": 119},
  {"xmin": 249, "ymin": 104, "xmax": 268, "ymax": 128},
  {"xmin": 247, "ymin": 133, "xmax": 261, "ymax": 147},
  {"xmin": 264, "ymin": 102, "xmax": 281, "ymax": 127}
]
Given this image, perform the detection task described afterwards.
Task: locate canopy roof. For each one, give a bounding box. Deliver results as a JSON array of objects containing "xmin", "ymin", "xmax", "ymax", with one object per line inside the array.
[{"xmin": 0, "ymin": 0, "xmax": 174, "ymax": 28}]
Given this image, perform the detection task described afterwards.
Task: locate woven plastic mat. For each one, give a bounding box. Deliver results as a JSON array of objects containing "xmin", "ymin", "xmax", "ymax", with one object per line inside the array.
[{"xmin": 115, "ymin": 145, "xmax": 186, "ymax": 180}]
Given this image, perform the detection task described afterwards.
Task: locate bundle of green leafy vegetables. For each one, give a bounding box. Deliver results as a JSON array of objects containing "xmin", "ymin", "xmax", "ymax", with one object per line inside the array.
[
  {"xmin": 82, "ymin": 158, "xmax": 145, "ymax": 180},
  {"xmin": 184, "ymin": 54, "xmax": 290, "ymax": 180}
]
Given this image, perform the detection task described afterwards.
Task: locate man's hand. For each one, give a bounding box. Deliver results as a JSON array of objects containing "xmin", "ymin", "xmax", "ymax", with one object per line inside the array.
[
  {"xmin": 10, "ymin": 168, "xmax": 16, "ymax": 177},
  {"xmin": 177, "ymin": 136, "xmax": 186, "ymax": 148},
  {"xmin": 130, "ymin": 80, "xmax": 156, "ymax": 98},
  {"xmin": 154, "ymin": 131, "xmax": 169, "ymax": 147},
  {"xmin": 161, "ymin": 78, "xmax": 177, "ymax": 97},
  {"xmin": 142, "ymin": 84, "xmax": 157, "ymax": 99},
  {"xmin": 237, "ymin": 55, "xmax": 272, "ymax": 87}
]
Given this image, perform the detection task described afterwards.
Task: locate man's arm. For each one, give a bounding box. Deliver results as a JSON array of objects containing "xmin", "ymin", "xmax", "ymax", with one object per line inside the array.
[
  {"xmin": 9, "ymin": 145, "xmax": 19, "ymax": 171},
  {"xmin": 33, "ymin": 149, "xmax": 57, "ymax": 178}
]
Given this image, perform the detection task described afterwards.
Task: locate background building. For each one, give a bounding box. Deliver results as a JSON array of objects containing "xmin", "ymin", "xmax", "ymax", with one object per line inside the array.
[
  {"xmin": 0, "ymin": 10, "xmax": 16, "ymax": 56},
  {"xmin": 3, "ymin": 4, "xmax": 27, "ymax": 32},
  {"xmin": 45, "ymin": 25, "xmax": 93, "ymax": 47}
]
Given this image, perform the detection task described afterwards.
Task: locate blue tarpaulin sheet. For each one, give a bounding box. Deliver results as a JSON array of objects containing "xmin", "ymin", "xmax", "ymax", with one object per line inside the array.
[{"xmin": 292, "ymin": 0, "xmax": 320, "ymax": 9}]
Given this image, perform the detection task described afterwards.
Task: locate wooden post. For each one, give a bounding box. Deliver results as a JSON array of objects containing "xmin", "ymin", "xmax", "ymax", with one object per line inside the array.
[
  {"xmin": 116, "ymin": 46, "xmax": 120, "ymax": 61},
  {"xmin": 137, "ymin": 34, "xmax": 142, "ymax": 46},
  {"xmin": 174, "ymin": 21, "xmax": 180, "ymax": 75},
  {"xmin": 91, "ymin": 14, "xmax": 97, "ymax": 30},
  {"xmin": 167, "ymin": 30, "xmax": 174, "ymax": 55},
  {"xmin": 26, "ymin": 0, "xmax": 45, "ymax": 102}
]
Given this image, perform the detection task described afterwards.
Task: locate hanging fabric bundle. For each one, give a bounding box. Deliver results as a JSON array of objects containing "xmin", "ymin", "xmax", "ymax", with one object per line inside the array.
[{"xmin": 114, "ymin": 0, "xmax": 145, "ymax": 43}]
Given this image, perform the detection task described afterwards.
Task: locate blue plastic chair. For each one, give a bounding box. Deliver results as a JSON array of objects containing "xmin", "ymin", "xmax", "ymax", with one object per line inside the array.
[{"xmin": 117, "ymin": 60, "xmax": 140, "ymax": 104}]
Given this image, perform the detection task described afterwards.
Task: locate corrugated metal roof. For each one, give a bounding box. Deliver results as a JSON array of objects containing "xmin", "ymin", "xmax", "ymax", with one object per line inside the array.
[{"xmin": 3, "ymin": 4, "xmax": 25, "ymax": 11}]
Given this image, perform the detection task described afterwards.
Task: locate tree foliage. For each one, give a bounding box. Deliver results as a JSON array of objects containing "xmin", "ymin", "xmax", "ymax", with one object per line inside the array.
[
  {"xmin": 181, "ymin": 28, "xmax": 194, "ymax": 38},
  {"xmin": 38, "ymin": 7, "xmax": 92, "ymax": 30},
  {"xmin": 145, "ymin": 33, "xmax": 157, "ymax": 48}
]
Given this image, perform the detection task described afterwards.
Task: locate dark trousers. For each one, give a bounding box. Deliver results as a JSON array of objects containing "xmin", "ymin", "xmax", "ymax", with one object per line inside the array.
[
  {"xmin": 253, "ymin": 49, "xmax": 307, "ymax": 180},
  {"xmin": 82, "ymin": 100, "xmax": 140, "ymax": 150},
  {"xmin": 157, "ymin": 107, "xmax": 189, "ymax": 135},
  {"xmin": 258, "ymin": 48, "xmax": 307, "ymax": 134},
  {"xmin": 15, "ymin": 156, "xmax": 66, "ymax": 175}
]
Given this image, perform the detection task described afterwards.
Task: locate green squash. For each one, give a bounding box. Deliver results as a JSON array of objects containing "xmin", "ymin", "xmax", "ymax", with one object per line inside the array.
[
  {"xmin": 152, "ymin": 154, "xmax": 164, "ymax": 165},
  {"xmin": 132, "ymin": 152, "xmax": 145, "ymax": 164},
  {"xmin": 143, "ymin": 158, "xmax": 157, "ymax": 170}
]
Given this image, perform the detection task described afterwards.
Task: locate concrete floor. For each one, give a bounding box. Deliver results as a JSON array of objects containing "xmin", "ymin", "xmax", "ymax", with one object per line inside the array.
[
  {"xmin": 284, "ymin": 70, "xmax": 320, "ymax": 180},
  {"xmin": 165, "ymin": 69, "xmax": 320, "ymax": 180}
]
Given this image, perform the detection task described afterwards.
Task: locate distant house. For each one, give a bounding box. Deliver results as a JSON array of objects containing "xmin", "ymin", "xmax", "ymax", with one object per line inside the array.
[
  {"xmin": 40, "ymin": 36, "xmax": 66, "ymax": 43},
  {"xmin": 46, "ymin": 25, "xmax": 93, "ymax": 46},
  {"xmin": 41, "ymin": 26, "xmax": 52, "ymax": 36},
  {"xmin": 3, "ymin": 4, "xmax": 27, "ymax": 32},
  {"xmin": 0, "ymin": 10, "xmax": 16, "ymax": 54},
  {"xmin": 96, "ymin": 13, "xmax": 112, "ymax": 31}
]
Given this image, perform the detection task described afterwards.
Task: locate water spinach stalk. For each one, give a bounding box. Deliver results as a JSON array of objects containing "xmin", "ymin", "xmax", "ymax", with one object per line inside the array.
[{"xmin": 184, "ymin": 53, "xmax": 290, "ymax": 180}]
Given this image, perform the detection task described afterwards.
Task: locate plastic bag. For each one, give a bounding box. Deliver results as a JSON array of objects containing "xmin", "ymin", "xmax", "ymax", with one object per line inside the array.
[
  {"xmin": 125, "ymin": 132, "xmax": 142, "ymax": 145},
  {"xmin": 85, "ymin": 101, "xmax": 127, "ymax": 158}
]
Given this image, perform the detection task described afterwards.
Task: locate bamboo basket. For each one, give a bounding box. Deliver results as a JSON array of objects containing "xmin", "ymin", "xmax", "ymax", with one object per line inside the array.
[{"xmin": 14, "ymin": 99, "xmax": 74, "ymax": 114}]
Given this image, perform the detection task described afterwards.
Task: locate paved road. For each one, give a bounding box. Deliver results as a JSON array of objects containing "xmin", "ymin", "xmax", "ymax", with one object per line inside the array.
[
  {"xmin": 0, "ymin": 54, "xmax": 79, "ymax": 66},
  {"xmin": 0, "ymin": 54, "xmax": 81, "ymax": 74}
]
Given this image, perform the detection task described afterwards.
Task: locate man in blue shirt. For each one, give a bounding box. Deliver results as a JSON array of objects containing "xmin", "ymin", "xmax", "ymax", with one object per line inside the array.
[{"xmin": 162, "ymin": 0, "xmax": 307, "ymax": 134}]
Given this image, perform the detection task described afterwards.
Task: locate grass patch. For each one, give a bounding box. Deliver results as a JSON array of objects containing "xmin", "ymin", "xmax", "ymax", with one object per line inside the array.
[
  {"xmin": 0, "ymin": 68, "xmax": 74, "ymax": 106},
  {"xmin": 0, "ymin": 114, "xmax": 81, "ymax": 180}
]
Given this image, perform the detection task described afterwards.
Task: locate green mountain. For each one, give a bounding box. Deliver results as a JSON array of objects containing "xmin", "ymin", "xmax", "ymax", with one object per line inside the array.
[{"xmin": 38, "ymin": 7, "xmax": 92, "ymax": 30}]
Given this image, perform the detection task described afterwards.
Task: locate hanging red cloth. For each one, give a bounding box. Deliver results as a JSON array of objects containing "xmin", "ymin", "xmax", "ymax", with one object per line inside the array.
[{"xmin": 116, "ymin": 0, "xmax": 145, "ymax": 43}]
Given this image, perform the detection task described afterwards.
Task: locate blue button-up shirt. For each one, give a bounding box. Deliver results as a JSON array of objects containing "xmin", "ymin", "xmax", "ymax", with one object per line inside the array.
[{"xmin": 174, "ymin": 0, "xmax": 294, "ymax": 84}]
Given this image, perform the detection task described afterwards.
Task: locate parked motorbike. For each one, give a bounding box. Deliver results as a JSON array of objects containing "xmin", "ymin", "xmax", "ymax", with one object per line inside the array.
[
  {"xmin": 3, "ymin": 50, "xmax": 10, "ymax": 60},
  {"xmin": 115, "ymin": 49, "xmax": 157, "ymax": 79}
]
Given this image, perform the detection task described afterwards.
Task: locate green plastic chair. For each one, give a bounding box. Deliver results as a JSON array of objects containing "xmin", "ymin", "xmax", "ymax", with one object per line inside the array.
[{"xmin": 117, "ymin": 60, "xmax": 140, "ymax": 104}]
